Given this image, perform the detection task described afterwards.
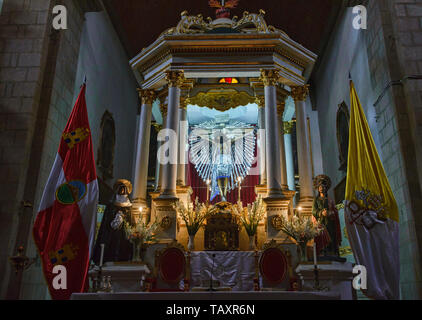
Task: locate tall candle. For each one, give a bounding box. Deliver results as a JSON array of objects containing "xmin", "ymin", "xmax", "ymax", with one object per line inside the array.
[
  {"xmin": 313, "ymin": 242, "xmax": 317, "ymax": 266},
  {"xmin": 238, "ymin": 185, "xmax": 241, "ymax": 201},
  {"xmin": 99, "ymin": 243, "xmax": 105, "ymax": 267}
]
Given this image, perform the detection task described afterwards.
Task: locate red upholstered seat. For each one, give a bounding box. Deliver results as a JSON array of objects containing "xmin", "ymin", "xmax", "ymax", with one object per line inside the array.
[
  {"xmin": 159, "ymin": 247, "xmax": 186, "ymax": 283},
  {"xmin": 259, "ymin": 247, "xmax": 288, "ymax": 284}
]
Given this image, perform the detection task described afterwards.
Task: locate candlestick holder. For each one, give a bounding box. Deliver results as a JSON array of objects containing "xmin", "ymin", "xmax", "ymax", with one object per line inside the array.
[
  {"xmin": 89, "ymin": 265, "xmax": 113, "ymax": 293},
  {"xmin": 312, "ymin": 265, "xmax": 328, "ymax": 292}
]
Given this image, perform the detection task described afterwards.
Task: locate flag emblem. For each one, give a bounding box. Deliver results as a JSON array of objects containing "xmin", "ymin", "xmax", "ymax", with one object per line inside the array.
[
  {"xmin": 48, "ymin": 244, "xmax": 78, "ymax": 266},
  {"xmin": 62, "ymin": 127, "xmax": 90, "ymax": 149},
  {"xmin": 55, "ymin": 180, "xmax": 87, "ymax": 204}
]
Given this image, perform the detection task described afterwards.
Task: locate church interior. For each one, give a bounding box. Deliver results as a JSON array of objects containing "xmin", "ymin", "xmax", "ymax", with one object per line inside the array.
[{"xmin": 1, "ymin": 0, "xmax": 422, "ymax": 300}]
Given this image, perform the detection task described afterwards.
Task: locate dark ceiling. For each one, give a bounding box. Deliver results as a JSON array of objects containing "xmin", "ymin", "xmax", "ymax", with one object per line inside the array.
[{"xmin": 104, "ymin": 0, "xmax": 343, "ymax": 60}]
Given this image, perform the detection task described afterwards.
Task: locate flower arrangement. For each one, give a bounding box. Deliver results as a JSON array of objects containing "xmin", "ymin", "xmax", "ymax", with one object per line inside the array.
[
  {"xmin": 278, "ymin": 213, "xmax": 323, "ymax": 244},
  {"xmin": 173, "ymin": 197, "xmax": 216, "ymax": 236},
  {"xmin": 232, "ymin": 196, "xmax": 266, "ymax": 236},
  {"xmin": 124, "ymin": 219, "xmax": 160, "ymax": 247}
]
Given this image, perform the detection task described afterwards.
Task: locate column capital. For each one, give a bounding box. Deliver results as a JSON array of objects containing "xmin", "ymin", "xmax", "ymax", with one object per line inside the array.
[
  {"xmin": 290, "ymin": 85, "xmax": 310, "ymax": 102},
  {"xmin": 255, "ymin": 95, "xmax": 265, "ymax": 108},
  {"xmin": 260, "ymin": 69, "xmax": 280, "ymax": 86},
  {"xmin": 137, "ymin": 89, "xmax": 156, "ymax": 105},
  {"xmin": 165, "ymin": 70, "xmax": 185, "ymax": 88},
  {"xmin": 179, "ymin": 96, "xmax": 188, "ymax": 110},
  {"xmin": 283, "ymin": 121, "xmax": 295, "ymax": 134}
]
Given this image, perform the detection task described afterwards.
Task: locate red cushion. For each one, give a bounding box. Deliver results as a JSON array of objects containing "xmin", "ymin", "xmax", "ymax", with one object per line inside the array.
[
  {"xmin": 159, "ymin": 247, "xmax": 186, "ymax": 283},
  {"xmin": 259, "ymin": 248, "xmax": 287, "ymax": 284}
]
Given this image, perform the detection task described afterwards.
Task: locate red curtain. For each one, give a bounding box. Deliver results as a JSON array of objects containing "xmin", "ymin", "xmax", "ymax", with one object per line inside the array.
[{"xmin": 187, "ymin": 138, "xmax": 259, "ymax": 206}]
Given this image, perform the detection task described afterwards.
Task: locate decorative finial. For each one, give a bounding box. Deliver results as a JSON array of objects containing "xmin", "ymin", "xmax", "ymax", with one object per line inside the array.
[{"xmin": 209, "ymin": 0, "xmax": 239, "ymax": 19}]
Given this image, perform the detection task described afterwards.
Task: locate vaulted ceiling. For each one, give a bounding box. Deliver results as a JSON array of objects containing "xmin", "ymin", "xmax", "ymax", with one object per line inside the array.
[{"xmin": 104, "ymin": 0, "xmax": 343, "ymax": 61}]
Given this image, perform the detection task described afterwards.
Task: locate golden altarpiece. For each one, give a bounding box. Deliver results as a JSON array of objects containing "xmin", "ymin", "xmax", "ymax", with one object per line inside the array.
[{"xmin": 128, "ymin": 8, "xmax": 317, "ymax": 262}]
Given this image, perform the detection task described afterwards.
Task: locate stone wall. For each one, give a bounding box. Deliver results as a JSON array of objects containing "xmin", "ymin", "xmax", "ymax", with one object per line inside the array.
[
  {"xmin": 0, "ymin": 0, "xmax": 138, "ymax": 299},
  {"xmin": 364, "ymin": 0, "xmax": 422, "ymax": 299},
  {"xmin": 316, "ymin": 2, "xmax": 422, "ymax": 299},
  {"xmin": 0, "ymin": 0, "xmax": 53, "ymax": 299}
]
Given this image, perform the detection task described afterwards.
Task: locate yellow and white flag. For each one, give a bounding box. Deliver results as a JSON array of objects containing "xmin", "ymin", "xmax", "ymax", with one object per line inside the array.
[{"xmin": 345, "ymin": 80, "xmax": 400, "ymax": 299}]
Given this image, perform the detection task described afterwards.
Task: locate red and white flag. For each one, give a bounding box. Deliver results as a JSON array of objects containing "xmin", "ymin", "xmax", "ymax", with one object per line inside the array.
[{"xmin": 33, "ymin": 84, "xmax": 98, "ymax": 300}]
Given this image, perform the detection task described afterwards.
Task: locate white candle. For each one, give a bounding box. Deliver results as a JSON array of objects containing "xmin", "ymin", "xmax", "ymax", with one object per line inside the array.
[
  {"xmin": 313, "ymin": 242, "xmax": 317, "ymax": 266},
  {"xmin": 99, "ymin": 243, "xmax": 105, "ymax": 267},
  {"xmin": 206, "ymin": 180, "xmax": 210, "ymax": 202}
]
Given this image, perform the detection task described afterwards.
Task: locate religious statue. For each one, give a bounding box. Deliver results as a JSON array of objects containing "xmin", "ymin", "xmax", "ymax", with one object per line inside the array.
[
  {"xmin": 92, "ymin": 179, "xmax": 134, "ymax": 264},
  {"xmin": 312, "ymin": 175, "xmax": 342, "ymax": 257}
]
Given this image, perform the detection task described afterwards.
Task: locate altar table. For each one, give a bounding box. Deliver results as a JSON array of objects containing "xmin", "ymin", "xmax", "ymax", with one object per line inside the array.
[{"xmin": 189, "ymin": 251, "xmax": 256, "ymax": 291}]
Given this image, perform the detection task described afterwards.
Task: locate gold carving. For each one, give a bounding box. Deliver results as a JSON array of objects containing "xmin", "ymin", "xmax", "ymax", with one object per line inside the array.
[
  {"xmin": 262, "ymin": 239, "xmax": 281, "ymax": 251},
  {"xmin": 283, "ymin": 121, "xmax": 294, "ymax": 134},
  {"xmin": 187, "ymin": 89, "xmax": 254, "ymax": 112},
  {"xmin": 270, "ymin": 215, "xmax": 283, "ymax": 231},
  {"xmin": 255, "ymin": 96, "xmax": 265, "ymax": 108},
  {"xmin": 291, "ymin": 85, "xmax": 310, "ymax": 102},
  {"xmin": 137, "ymin": 89, "xmax": 156, "ymax": 105},
  {"xmin": 152, "ymin": 122, "xmax": 162, "ymax": 132},
  {"xmin": 260, "ymin": 69, "xmax": 280, "ymax": 86},
  {"xmin": 160, "ymin": 216, "xmax": 172, "ymax": 231},
  {"xmin": 165, "ymin": 70, "xmax": 185, "ymax": 88},
  {"xmin": 160, "ymin": 10, "xmax": 289, "ymax": 37},
  {"xmin": 276, "ymin": 102, "xmax": 285, "ymax": 116}
]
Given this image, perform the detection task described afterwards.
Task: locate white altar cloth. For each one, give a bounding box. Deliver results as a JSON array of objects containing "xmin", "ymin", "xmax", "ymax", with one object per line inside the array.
[{"xmin": 190, "ymin": 251, "xmax": 255, "ymax": 291}]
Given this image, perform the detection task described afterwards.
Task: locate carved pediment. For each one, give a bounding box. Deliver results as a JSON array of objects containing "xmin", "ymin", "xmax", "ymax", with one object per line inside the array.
[{"xmin": 187, "ymin": 89, "xmax": 255, "ymax": 111}]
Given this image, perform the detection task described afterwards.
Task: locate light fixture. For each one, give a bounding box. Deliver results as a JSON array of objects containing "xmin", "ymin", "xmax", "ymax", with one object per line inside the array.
[{"xmin": 139, "ymin": 206, "xmax": 143, "ymax": 212}]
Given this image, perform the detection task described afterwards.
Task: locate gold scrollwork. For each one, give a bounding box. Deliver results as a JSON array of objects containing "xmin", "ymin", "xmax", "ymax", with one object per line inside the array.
[
  {"xmin": 160, "ymin": 216, "xmax": 172, "ymax": 231},
  {"xmin": 270, "ymin": 215, "xmax": 283, "ymax": 231},
  {"xmin": 160, "ymin": 10, "xmax": 289, "ymax": 37},
  {"xmin": 255, "ymin": 96, "xmax": 265, "ymax": 108},
  {"xmin": 187, "ymin": 89, "xmax": 255, "ymax": 111}
]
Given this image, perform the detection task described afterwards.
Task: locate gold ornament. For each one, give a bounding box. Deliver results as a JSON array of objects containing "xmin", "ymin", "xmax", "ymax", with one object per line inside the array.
[
  {"xmin": 187, "ymin": 89, "xmax": 254, "ymax": 112},
  {"xmin": 271, "ymin": 215, "xmax": 283, "ymax": 231},
  {"xmin": 165, "ymin": 70, "xmax": 185, "ymax": 88},
  {"xmin": 283, "ymin": 121, "xmax": 294, "ymax": 134},
  {"xmin": 260, "ymin": 69, "xmax": 280, "ymax": 86},
  {"xmin": 255, "ymin": 96, "xmax": 265, "ymax": 108},
  {"xmin": 291, "ymin": 85, "xmax": 310, "ymax": 102},
  {"xmin": 137, "ymin": 89, "xmax": 156, "ymax": 105}
]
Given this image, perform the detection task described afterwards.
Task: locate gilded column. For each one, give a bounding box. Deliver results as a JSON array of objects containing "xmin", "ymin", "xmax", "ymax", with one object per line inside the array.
[
  {"xmin": 133, "ymin": 89, "xmax": 156, "ymax": 208},
  {"xmin": 159, "ymin": 70, "xmax": 185, "ymax": 198},
  {"xmin": 255, "ymin": 95, "xmax": 267, "ymax": 186},
  {"xmin": 283, "ymin": 121, "xmax": 296, "ymax": 192},
  {"xmin": 260, "ymin": 69, "xmax": 283, "ymax": 198},
  {"xmin": 291, "ymin": 85, "xmax": 313, "ymax": 213},
  {"xmin": 277, "ymin": 98, "xmax": 289, "ymax": 190},
  {"xmin": 177, "ymin": 97, "xmax": 188, "ymax": 186}
]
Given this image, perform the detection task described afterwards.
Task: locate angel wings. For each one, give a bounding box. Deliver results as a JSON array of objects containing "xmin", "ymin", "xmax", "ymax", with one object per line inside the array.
[{"xmin": 189, "ymin": 120, "xmax": 256, "ymax": 201}]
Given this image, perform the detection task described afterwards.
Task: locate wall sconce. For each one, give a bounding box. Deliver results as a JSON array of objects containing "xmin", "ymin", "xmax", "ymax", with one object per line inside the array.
[{"xmin": 9, "ymin": 246, "xmax": 37, "ymax": 274}]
